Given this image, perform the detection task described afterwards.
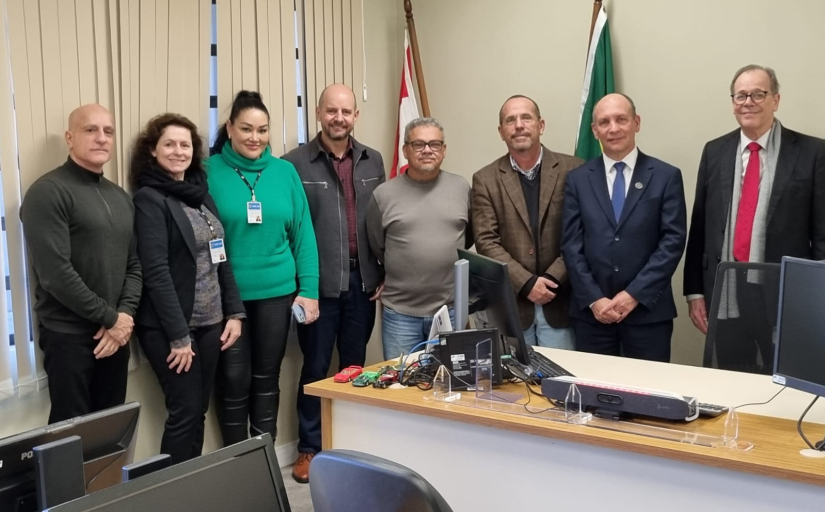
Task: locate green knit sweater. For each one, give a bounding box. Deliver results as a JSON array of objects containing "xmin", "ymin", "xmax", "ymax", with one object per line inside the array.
[{"xmin": 207, "ymin": 143, "xmax": 319, "ymax": 301}]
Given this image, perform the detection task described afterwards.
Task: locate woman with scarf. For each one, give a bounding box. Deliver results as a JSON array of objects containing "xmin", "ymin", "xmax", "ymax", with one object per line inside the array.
[
  {"xmin": 131, "ymin": 113, "xmax": 245, "ymax": 464},
  {"xmin": 207, "ymin": 90, "xmax": 319, "ymax": 447}
]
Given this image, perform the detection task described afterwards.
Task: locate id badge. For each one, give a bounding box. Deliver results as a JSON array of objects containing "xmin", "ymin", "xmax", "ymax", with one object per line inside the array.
[
  {"xmin": 247, "ymin": 201, "xmax": 262, "ymax": 224},
  {"xmin": 210, "ymin": 238, "xmax": 227, "ymax": 264}
]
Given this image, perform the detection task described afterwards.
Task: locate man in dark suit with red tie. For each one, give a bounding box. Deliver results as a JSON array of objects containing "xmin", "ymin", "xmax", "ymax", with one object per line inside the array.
[
  {"xmin": 562, "ymin": 93, "xmax": 687, "ymax": 362},
  {"xmin": 684, "ymin": 64, "xmax": 825, "ymax": 372}
]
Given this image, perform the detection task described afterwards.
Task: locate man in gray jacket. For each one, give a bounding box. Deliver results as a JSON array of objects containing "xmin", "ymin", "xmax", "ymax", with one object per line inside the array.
[{"xmin": 282, "ymin": 84, "xmax": 385, "ymax": 483}]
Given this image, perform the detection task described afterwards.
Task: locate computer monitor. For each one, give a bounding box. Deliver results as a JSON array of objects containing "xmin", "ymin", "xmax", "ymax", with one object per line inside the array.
[
  {"xmin": 0, "ymin": 402, "xmax": 140, "ymax": 512},
  {"xmin": 457, "ymin": 249, "xmax": 531, "ymax": 365},
  {"xmin": 46, "ymin": 435, "xmax": 290, "ymax": 512},
  {"xmin": 773, "ymin": 257, "xmax": 825, "ymax": 397}
]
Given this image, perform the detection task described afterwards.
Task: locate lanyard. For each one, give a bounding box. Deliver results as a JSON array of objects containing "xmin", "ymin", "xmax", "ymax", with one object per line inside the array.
[
  {"xmin": 194, "ymin": 207, "xmax": 218, "ymax": 240},
  {"xmin": 234, "ymin": 168, "xmax": 263, "ymax": 201}
]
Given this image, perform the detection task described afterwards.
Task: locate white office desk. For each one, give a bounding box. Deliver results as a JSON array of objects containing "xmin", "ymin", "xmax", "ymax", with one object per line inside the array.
[{"xmin": 306, "ymin": 349, "xmax": 825, "ymax": 511}]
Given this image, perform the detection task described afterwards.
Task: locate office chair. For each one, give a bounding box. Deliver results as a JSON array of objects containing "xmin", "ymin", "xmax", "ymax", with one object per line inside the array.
[
  {"xmin": 704, "ymin": 262, "xmax": 781, "ymax": 375},
  {"xmin": 309, "ymin": 450, "xmax": 454, "ymax": 512}
]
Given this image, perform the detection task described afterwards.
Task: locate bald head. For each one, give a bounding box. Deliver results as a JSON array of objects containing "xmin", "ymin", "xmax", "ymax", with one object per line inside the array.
[
  {"xmin": 318, "ymin": 84, "xmax": 357, "ymax": 110},
  {"xmin": 65, "ymin": 104, "xmax": 115, "ymax": 173},
  {"xmin": 68, "ymin": 104, "xmax": 113, "ymax": 131},
  {"xmin": 316, "ymin": 84, "xmax": 359, "ymax": 143},
  {"xmin": 591, "ymin": 93, "xmax": 636, "ymax": 123}
]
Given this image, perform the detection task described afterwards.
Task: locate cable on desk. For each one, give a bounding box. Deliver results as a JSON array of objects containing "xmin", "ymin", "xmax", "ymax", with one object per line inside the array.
[
  {"xmin": 423, "ymin": 353, "xmax": 561, "ymax": 415},
  {"xmin": 796, "ymin": 395, "xmax": 824, "ymax": 451},
  {"xmin": 733, "ymin": 386, "xmax": 786, "ymax": 410},
  {"xmin": 399, "ymin": 339, "xmax": 440, "ymax": 383},
  {"xmin": 524, "ymin": 380, "xmax": 555, "ymax": 405}
]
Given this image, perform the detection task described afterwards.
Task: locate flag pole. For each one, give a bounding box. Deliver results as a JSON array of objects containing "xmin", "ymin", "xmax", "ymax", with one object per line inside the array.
[
  {"xmin": 588, "ymin": 0, "xmax": 603, "ymax": 51},
  {"xmin": 404, "ymin": 0, "xmax": 431, "ymax": 117}
]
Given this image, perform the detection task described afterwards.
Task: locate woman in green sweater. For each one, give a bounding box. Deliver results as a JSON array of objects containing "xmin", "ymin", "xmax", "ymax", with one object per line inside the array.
[{"xmin": 208, "ymin": 90, "xmax": 319, "ymax": 446}]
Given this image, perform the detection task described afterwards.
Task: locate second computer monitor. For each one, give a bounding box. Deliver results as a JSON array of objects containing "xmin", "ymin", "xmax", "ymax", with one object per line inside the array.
[
  {"xmin": 0, "ymin": 402, "xmax": 140, "ymax": 512},
  {"xmin": 773, "ymin": 256, "xmax": 825, "ymax": 398},
  {"xmin": 457, "ymin": 249, "xmax": 530, "ymax": 365}
]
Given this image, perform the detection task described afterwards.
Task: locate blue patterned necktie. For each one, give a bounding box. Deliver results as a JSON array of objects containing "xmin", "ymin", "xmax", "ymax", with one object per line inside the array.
[{"xmin": 612, "ymin": 161, "xmax": 626, "ymax": 222}]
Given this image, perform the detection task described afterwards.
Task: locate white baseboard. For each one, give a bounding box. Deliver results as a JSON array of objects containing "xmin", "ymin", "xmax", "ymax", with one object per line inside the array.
[{"xmin": 275, "ymin": 439, "xmax": 299, "ymax": 468}]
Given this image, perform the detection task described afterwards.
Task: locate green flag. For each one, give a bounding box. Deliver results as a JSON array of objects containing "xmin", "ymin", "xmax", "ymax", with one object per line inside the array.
[{"xmin": 575, "ymin": 4, "xmax": 615, "ymax": 161}]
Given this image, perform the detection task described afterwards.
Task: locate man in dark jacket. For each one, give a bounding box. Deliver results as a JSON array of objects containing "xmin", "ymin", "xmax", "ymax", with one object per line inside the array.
[
  {"xmin": 20, "ymin": 104, "xmax": 142, "ymax": 423},
  {"xmin": 684, "ymin": 65, "xmax": 825, "ymax": 372},
  {"xmin": 282, "ymin": 84, "xmax": 385, "ymax": 483}
]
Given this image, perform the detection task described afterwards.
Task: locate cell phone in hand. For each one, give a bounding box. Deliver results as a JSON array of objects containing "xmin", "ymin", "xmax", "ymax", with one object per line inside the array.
[{"xmin": 292, "ymin": 303, "xmax": 306, "ymax": 324}]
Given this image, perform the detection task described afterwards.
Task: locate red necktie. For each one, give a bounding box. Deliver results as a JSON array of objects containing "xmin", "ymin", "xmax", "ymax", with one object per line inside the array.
[{"xmin": 733, "ymin": 142, "xmax": 762, "ymax": 261}]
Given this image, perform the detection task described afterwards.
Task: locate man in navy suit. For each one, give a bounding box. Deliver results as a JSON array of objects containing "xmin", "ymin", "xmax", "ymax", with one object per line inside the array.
[{"xmin": 561, "ymin": 93, "xmax": 687, "ymax": 361}]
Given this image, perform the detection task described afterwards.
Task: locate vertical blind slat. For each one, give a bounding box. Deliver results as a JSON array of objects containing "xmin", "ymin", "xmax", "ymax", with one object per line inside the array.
[
  {"xmin": 76, "ymin": 0, "xmax": 99, "ymax": 105},
  {"xmin": 280, "ymin": 0, "xmax": 298, "ymax": 152},
  {"xmin": 267, "ymin": 0, "xmax": 284, "ymax": 154}
]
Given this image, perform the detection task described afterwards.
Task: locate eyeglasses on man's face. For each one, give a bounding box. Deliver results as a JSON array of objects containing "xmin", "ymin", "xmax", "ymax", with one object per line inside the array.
[
  {"xmin": 406, "ymin": 140, "xmax": 445, "ymax": 152},
  {"xmin": 731, "ymin": 91, "xmax": 772, "ymax": 105}
]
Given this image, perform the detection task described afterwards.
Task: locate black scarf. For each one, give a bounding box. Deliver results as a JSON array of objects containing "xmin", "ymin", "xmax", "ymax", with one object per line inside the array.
[{"xmin": 137, "ymin": 163, "xmax": 208, "ymax": 208}]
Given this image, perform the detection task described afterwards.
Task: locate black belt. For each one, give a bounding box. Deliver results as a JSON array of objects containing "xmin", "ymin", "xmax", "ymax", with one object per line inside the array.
[{"xmin": 349, "ymin": 257, "xmax": 359, "ymax": 269}]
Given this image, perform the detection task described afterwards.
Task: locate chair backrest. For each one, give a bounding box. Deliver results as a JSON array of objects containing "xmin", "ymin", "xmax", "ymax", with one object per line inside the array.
[
  {"xmin": 705, "ymin": 261, "xmax": 781, "ymax": 374},
  {"xmin": 309, "ymin": 450, "xmax": 453, "ymax": 512}
]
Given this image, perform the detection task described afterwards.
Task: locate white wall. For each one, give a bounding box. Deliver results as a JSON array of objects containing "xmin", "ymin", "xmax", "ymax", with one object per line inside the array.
[
  {"xmin": 408, "ymin": 0, "xmax": 825, "ymax": 365},
  {"xmin": 0, "ymin": 0, "xmax": 404, "ymax": 465}
]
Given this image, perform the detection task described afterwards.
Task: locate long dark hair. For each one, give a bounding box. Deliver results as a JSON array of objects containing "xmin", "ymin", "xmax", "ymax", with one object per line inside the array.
[
  {"xmin": 129, "ymin": 113, "xmax": 206, "ymax": 191},
  {"xmin": 211, "ymin": 90, "xmax": 271, "ymax": 155}
]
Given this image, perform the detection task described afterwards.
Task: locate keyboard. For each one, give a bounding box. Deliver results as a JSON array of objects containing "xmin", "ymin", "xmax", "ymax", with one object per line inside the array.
[
  {"xmin": 528, "ymin": 348, "xmax": 574, "ymax": 379},
  {"xmin": 697, "ymin": 402, "xmax": 729, "ymax": 418}
]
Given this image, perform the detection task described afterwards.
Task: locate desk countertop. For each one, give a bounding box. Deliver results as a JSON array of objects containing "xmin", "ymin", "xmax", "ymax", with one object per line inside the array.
[{"xmin": 306, "ymin": 348, "xmax": 825, "ymax": 488}]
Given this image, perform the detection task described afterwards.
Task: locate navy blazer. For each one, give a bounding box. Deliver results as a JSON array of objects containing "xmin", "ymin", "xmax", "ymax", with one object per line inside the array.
[
  {"xmin": 133, "ymin": 187, "xmax": 245, "ymax": 341},
  {"xmin": 561, "ymin": 151, "xmax": 687, "ymax": 325}
]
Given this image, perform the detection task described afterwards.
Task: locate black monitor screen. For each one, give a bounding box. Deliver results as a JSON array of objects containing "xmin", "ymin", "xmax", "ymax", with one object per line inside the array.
[
  {"xmin": 774, "ymin": 257, "xmax": 825, "ymax": 396},
  {"xmin": 458, "ymin": 249, "xmax": 530, "ymax": 365},
  {"xmin": 47, "ymin": 436, "xmax": 288, "ymax": 512}
]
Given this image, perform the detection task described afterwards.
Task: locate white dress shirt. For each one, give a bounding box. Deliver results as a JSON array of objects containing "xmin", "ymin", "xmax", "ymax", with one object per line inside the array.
[
  {"xmin": 602, "ymin": 147, "xmax": 639, "ymax": 199},
  {"xmin": 740, "ymin": 128, "xmax": 771, "ymax": 177}
]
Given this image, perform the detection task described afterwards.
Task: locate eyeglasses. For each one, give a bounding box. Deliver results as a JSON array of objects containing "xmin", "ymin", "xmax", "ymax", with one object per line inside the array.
[
  {"xmin": 406, "ymin": 140, "xmax": 444, "ymax": 152},
  {"xmin": 731, "ymin": 91, "xmax": 772, "ymax": 105}
]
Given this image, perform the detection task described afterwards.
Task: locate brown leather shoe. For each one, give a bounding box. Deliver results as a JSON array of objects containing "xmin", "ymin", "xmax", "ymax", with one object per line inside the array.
[{"xmin": 292, "ymin": 452, "xmax": 315, "ymax": 484}]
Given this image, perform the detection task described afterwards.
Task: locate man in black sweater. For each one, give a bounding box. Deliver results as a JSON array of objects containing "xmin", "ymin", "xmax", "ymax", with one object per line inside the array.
[{"xmin": 21, "ymin": 104, "xmax": 142, "ymax": 423}]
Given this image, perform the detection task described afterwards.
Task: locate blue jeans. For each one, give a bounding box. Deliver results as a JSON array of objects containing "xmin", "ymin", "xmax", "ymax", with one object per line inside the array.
[
  {"xmin": 524, "ymin": 303, "xmax": 575, "ymax": 350},
  {"xmin": 381, "ymin": 306, "xmax": 455, "ymax": 360}
]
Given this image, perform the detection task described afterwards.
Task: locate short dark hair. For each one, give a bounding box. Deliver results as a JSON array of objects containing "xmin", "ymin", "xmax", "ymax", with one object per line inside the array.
[
  {"xmin": 499, "ymin": 95, "xmax": 541, "ymax": 125},
  {"xmin": 211, "ymin": 90, "xmax": 270, "ymax": 155},
  {"xmin": 730, "ymin": 65, "xmax": 780, "ymax": 95},
  {"xmin": 129, "ymin": 113, "xmax": 206, "ymax": 191}
]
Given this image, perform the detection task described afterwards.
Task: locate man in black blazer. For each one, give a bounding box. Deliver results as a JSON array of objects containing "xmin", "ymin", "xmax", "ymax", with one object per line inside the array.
[
  {"xmin": 562, "ymin": 94, "xmax": 687, "ymax": 361},
  {"xmin": 684, "ymin": 65, "xmax": 825, "ymax": 371}
]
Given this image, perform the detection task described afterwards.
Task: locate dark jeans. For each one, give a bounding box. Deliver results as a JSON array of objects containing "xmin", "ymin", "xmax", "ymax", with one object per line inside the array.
[
  {"xmin": 573, "ymin": 319, "xmax": 673, "ymax": 363},
  {"xmin": 39, "ymin": 325, "xmax": 130, "ymax": 424},
  {"xmin": 139, "ymin": 322, "xmax": 222, "ymax": 464},
  {"xmin": 296, "ymin": 270, "xmax": 375, "ymax": 454},
  {"xmin": 215, "ymin": 295, "xmax": 292, "ymax": 446}
]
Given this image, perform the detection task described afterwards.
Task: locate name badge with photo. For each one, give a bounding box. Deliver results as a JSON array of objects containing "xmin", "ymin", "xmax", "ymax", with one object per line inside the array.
[
  {"xmin": 210, "ymin": 238, "xmax": 227, "ymax": 264},
  {"xmin": 247, "ymin": 201, "xmax": 262, "ymax": 224}
]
